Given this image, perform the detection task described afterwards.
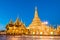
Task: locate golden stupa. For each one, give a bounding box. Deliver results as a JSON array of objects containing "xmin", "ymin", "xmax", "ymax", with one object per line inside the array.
[{"xmin": 27, "ymin": 7, "xmax": 50, "ymax": 35}]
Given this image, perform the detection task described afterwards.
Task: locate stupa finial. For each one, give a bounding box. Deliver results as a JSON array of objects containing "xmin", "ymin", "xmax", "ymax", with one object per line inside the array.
[
  {"xmin": 34, "ymin": 6, "xmax": 39, "ymax": 18},
  {"xmin": 9, "ymin": 18, "xmax": 13, "ymax": 24}
]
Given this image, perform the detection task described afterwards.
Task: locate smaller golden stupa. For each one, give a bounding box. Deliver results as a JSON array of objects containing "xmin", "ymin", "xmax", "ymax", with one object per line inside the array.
[{"xmin": 6, "ymin": 17, "xmax": 29, "ymax": 35}]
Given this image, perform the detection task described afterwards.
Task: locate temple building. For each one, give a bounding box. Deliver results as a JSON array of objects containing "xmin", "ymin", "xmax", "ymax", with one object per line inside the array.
[
  {"xmin": 27, "ymin": 7, "xmax": 51, "ymax": 35},
  {"xmin": 6, "ymin": 18, "xmax": 29, "ymax": 35},
  {"xmin": 4, "ymin": 7, "xmax": 60, "ymax": 35}
]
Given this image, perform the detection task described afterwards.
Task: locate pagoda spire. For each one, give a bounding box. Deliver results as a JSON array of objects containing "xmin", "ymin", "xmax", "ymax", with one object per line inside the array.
[
  {"xmin": 28, "ymin": 6, "xmax": 42, "ymax": 29},
  {"xmin": 16, "ymin": 16, "xmax": 20, "ymax": 22},
  {"xmin": 34, "ymin": 6, "xmax": 39, "ymax": 18},
  {"xmin": 9, "ymin": 19, "xmax": 13, "ymax": 24},
  {"xmin": 33, "ymin": 6, "xmax": 41, "ymax": 21},
  {"xmin": 16, "ymin": 17, "xmax": 19, "ymax": 22},
  {"xmin": 14, "ymin": 17, "xmax": 20, "ymax": 25}
]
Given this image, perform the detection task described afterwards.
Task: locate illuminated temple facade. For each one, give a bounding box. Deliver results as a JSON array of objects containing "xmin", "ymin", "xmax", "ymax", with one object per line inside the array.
[
  {"xmin": 4, "ymin": 7, "xmax": 60, "ymax": 35},
  {"xmin": 6, "ymin": 18, "xmax": 29, "ymax": 35}
]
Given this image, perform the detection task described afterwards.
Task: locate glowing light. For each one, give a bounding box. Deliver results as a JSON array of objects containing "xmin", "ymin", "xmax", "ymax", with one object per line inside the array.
[
  {"xmin": 42, "ymin": 21, "xmax": 48, "ymax": 24},
  {"xmin": 40, "ymin": 32, "xmax": 43, "ymax": 35},
  {"xmin": 50, "ymin": 32, "xmax": 53, "ymax": 35},
  {"xmin": 33, "ymin": 32, "xmax": 35, "ymax": 34}
]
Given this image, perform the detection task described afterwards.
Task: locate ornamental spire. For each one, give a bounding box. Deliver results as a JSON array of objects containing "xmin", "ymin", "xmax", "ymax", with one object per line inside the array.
[
  {"xmin": 9, "ymin": 19, "xmax": 13, "ymax": 24},
  {"xmin": 34, "ymin": 6, "xmax": 39, "ymax": 18},
  {"xmin": 14, "ymin": 16, "xmax": 20, "ymax": 25},
  {"xmin": 16, "ymin": 17, "xmax": 19, "ymax": 22},
  {"xmin": 28, "ymin": 6, "xmax": 42, "ymax": 29},
  {"xmin": 33, "ymin": 6, "xmax": 40, "ymax": 21}
]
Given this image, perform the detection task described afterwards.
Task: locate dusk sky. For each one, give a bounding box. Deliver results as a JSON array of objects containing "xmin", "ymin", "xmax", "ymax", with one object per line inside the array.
[{"xmin": 0, "ymin": 0, "xmax": 60, "ymax": 30}]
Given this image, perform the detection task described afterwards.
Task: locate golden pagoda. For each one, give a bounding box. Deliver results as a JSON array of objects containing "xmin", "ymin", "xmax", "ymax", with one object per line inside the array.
[
  {"xmin": 27, "ymin": 7, "xmax": 49, "ymax": 35},
  {"xmin": 6, "ymin": 17, "xmax": 29, "ymax": 35},
  {"xmin": 55, "ymin": 26, "xmax": 60, "ymax": 35},
  {"xmin": 27, "ymin": 7, "xmax": 41, "ymax": 29}
]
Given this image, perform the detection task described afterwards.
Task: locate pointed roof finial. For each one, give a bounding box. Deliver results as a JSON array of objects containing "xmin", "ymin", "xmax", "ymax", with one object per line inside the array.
[
  {"xmin": 14, "ymin": 17, "xmax": 19, "ymax": 25},
  {"xmin": 15, "ymin": 16, "xmax": 20, "ymax": 24},
  {"xmin": 34, "ymin": 6, "xmax": 39, "ymax": 18},
  {"xmin": 35, "ymin": 6, "xmax": 37, "ymax": 10},
  {"xmin": 9, "ymin": 19, "xmax": 13, "ymax": 24}
]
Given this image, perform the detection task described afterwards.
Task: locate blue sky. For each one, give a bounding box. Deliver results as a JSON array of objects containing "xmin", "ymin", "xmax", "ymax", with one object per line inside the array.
[{"xmin": 0, "ymin": 0, "xmax": 60, "ymax": 30}]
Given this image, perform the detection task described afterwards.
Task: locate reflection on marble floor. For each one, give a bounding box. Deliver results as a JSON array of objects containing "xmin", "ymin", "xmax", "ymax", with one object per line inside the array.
[{"xmin": 0, "ymin": 35, "xmax": 60, "ymax": 40}]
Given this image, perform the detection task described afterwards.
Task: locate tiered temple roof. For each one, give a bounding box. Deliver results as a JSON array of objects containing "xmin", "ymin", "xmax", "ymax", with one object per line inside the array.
[{"xmin": 6, "ymin": 17, "xmax": 29, "ymax": 35}]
